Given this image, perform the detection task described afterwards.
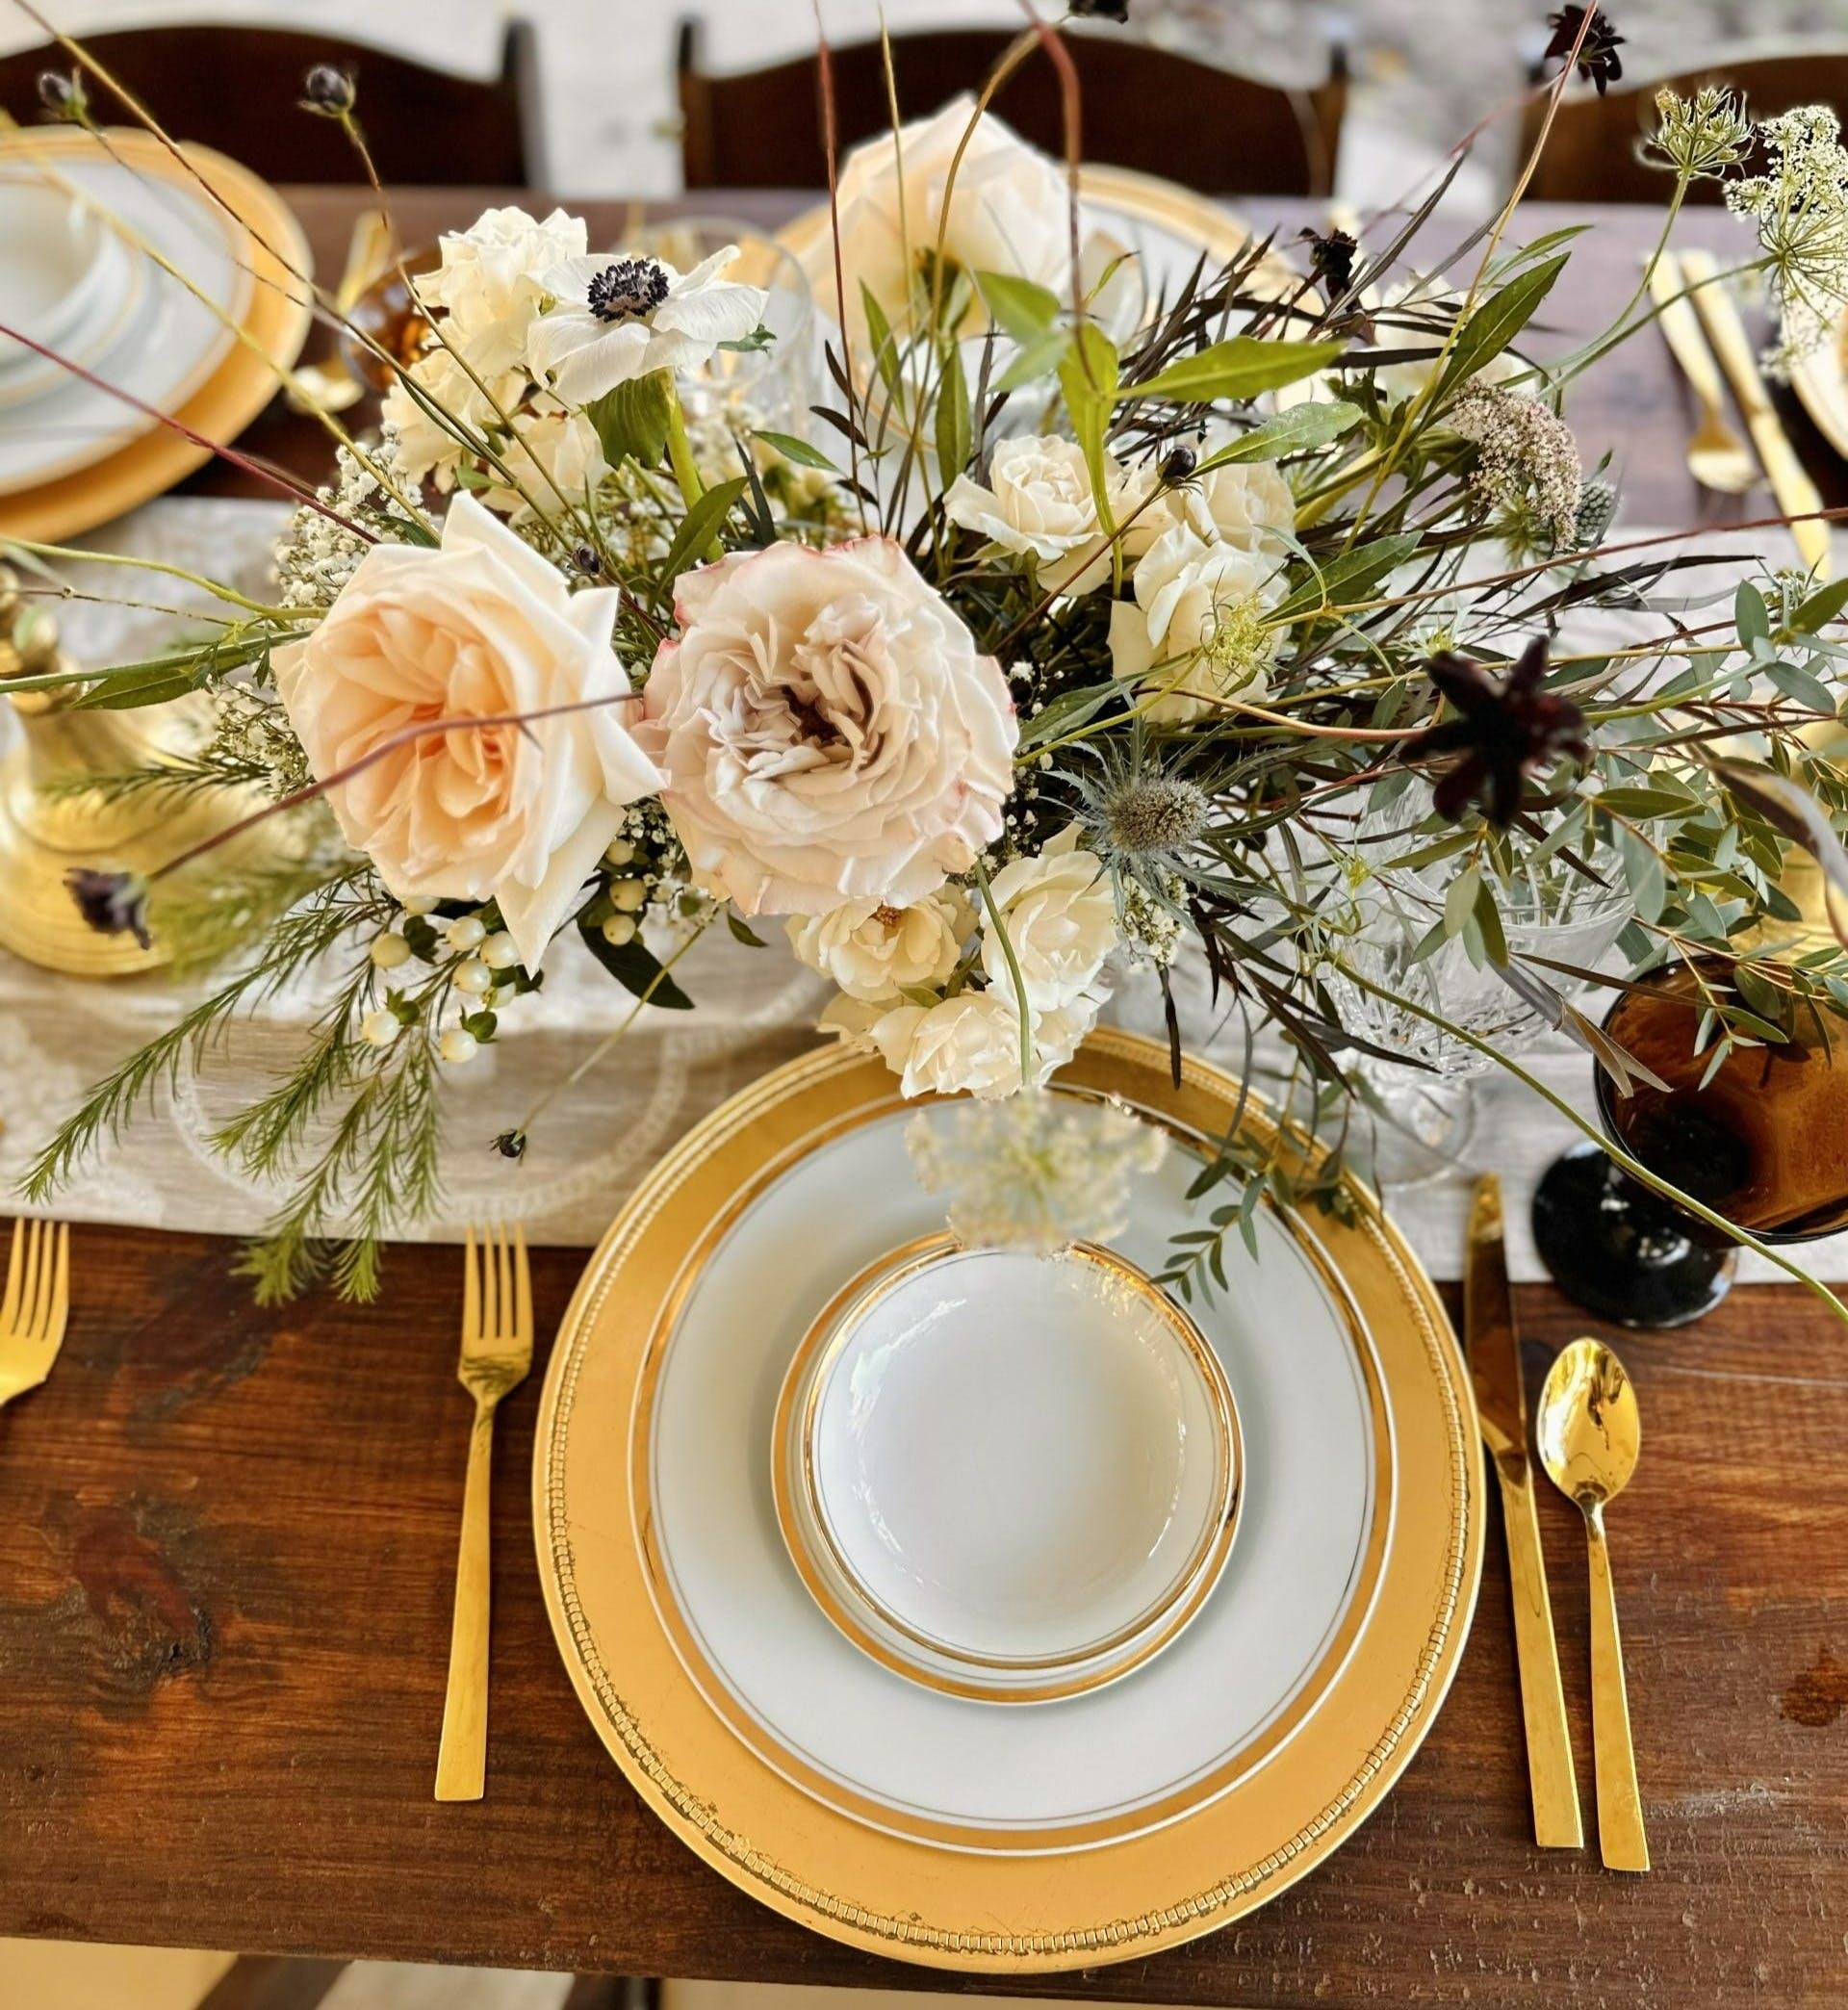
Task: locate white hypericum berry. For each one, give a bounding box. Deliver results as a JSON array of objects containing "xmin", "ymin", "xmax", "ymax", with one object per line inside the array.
[
  {"xmin": 371, "ymin": 932, "xmax": 412, "ymax": 970},
  {"xmin": 438, "ymin": 1028, "xmax": 478, "ymax": 1065},
  {"xmin": 603, "ymin": 838, "xmax": 636, "ymax": 866},
  {"xmin": 360, "ymin": 1008, "xmax": 400, "ymax": 1048},
  {"xmin": 445, "ymin": 915, "xmax": 487, "ymax": 952},
  {"xmin": 453, "ymin": 958, "xmax": 492, "ymax": 996},
  {"xmin": 399, "ymin": 894, "xmax": 437, "ymax": 915},
  {"xmin": 480, "ymin": 931, "xmax": 519, "ymax": 970},
  {"xmin": 609, "ymin": 879, "xmax": 647, "ymax": 914},
  {"xmin": 601, "ymin": 913, "xmax": 638, "ymax": 946}
]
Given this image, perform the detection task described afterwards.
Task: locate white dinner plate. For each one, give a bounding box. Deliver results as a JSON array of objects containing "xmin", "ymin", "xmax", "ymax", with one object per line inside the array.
[
  {"xmin": 639, "ymin": 1083, "xmax": 1387, "ymax": 1852},
  {"xmin": 774, "ymin": 1233, "xmax": 1242, "ymax": 1700},
  {"xmin": 0, "ymin": 149, "xmax": 251, "ymax": 494}
]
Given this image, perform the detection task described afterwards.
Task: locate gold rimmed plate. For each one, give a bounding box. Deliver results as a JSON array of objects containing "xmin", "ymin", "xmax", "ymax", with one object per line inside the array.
[
  {"xmin": 0, "ymin": 128, "xmax": 314, "ymax": 544},
  {"xmin": 773, "ymin": 1232, "xmax": 1242, "ymax": 1702},
  {"xmin": 533, "ymin": 1031, "xmax": 1481, "ymax": 1969}
]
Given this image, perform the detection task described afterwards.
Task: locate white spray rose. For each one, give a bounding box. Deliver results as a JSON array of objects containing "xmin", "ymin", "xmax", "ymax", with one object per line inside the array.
[
  {"xmin": 1109, "ymin": 525, "xmax": 1285, "ymax": 724},
  {"xmin": 981, "ymin": 827, "xmax": 1116, "ymax": 1009},
  {"xmin": 786, "ymin": 889, "xmax": 971, "ymax": 1004}
]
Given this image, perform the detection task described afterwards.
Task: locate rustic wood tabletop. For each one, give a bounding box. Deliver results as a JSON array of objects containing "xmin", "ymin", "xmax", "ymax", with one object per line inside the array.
[{"xmin": 1, "ymin": 189, "xmax": 1844, "ymax": 2009}]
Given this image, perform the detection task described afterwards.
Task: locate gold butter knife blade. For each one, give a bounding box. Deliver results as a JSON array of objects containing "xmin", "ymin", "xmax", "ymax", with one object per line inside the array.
[
  {"xmin": 1681, "ymin": 247, "xmax": 1833, "ymax": 580},
  {"xmin": 1467, "ymin": 1173, "xmax": 1584, "ymax": 1849}
]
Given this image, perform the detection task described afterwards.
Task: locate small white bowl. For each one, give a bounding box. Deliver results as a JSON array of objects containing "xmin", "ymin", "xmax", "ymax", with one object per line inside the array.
[{"xmin": 777, "ymin": 1236, "xmax": 1240, "ymax": 1697}]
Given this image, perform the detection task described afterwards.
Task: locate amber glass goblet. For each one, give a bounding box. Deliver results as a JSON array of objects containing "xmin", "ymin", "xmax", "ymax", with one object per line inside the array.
[{"xmin": 1532, "ymin": 959, "xmax": 1848, "ymax": 1327}]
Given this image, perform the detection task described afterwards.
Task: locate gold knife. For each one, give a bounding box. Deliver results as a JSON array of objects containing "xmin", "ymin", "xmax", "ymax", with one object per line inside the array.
[
  {"xmin": 1680, "ymin": 246, "xmax": 1832, "ymax": 580},
  {"xmin": 1467, "ymin": 1173, "xmax": 1584, "ymax": 1849}
]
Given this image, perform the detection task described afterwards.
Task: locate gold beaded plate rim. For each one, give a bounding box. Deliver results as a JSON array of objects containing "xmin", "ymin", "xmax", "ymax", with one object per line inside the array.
[{"xmin": 531, "ymin": 1032, "xmax": 1484, "ymax": 1972}]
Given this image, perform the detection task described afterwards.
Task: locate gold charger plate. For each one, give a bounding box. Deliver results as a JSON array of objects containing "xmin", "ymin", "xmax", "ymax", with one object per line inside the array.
[
  {"xmin": 533, "ymin": 1031, "xmax": 1483, "ymax": 1971},
  {"xmin": 0, "ymin": 128, "xmax": 315, "ymax": 545}
]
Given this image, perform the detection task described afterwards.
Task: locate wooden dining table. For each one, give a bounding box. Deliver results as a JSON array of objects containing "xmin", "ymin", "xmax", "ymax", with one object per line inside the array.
[{"xmin": 1, "ymin": 188, "xmax": 1845, "ymax": 2010}]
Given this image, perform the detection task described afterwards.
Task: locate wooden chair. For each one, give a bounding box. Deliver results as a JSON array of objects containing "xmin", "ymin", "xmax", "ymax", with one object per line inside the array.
[
  {"xmin": 0, "ymin": 22, "xmax": 545, "ymax": 187},
  {"xmin": 1519, "ymin": 39, "xmax": 1848, "ymax": 203},
  {"xmin": 676, "ymin": 17, "xmax": 1348, "ymax": 196}
]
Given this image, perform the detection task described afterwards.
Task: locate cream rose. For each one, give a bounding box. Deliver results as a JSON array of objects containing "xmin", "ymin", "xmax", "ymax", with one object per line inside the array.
[
  {"xmin": 639, "ymin": 536, "xmax": 1017, "ymax": 915},
  {"xmin": 481, "ymin": 406, "xmax": 608, "ymax": 524},
  {"xmin": 821, "ymin": 987, "xmax": 1095, "ymax": 1099},
  {"xmin": 787, "ymin": 889, "xmax": 970, "ymax": 1003},
  {"xmin": 944, "ymin": 439, "xmax": 1162, "ymax": 594},
  {"xmin": 419, "ymin": 205, "xmax": 588, "ymax": 375},
  {"xmin": 981, "ymin": 827, "xmax": 1116, "ymax": 1009},
  {"xmin": 811, "ymin": 98, "xmax": 1075, "ymax": 344},
  {"xmin": 272, "ymin": 494, "xmax": 661, "ymax": 971},
  {"xmin": 1109, "ymin": 525, "xmax": 1285, "ymax": 724},
  {"xmin": 382, "ymin": 346, "xmax": 522, "ymax": 490},
  {"xmin": 1170, "ymin": 458, "xmax": 1296, "ymax": 556}
]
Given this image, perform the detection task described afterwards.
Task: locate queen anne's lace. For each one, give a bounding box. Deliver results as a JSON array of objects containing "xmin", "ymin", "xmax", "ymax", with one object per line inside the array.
[
  {"xmin": 1727, "ymin": 106, "xmax": 1848, "ymax": 374},
  {"xmin": 906, "ymin": 1092, "xmax": 1169, "ymax": 1254}
]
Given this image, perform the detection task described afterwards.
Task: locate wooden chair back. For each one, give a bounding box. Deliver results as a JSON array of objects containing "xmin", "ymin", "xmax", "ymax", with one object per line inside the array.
[
  {"xmin": 0, "ymin": 22, "xmax": 545, "ymax": 187},
  {"xmin": 677, "ymin": 19, "xmax": 1348, "ymax": 196},
  {"xmin": 1520, "ymin": 41, "xmax": 1848, "ymax": 203}
]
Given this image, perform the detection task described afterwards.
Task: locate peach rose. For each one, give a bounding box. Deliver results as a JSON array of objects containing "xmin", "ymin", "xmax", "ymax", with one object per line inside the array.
[
  {"xmin": 272, "ymin": 494, "xmax": 661, "ymax": 970},
  {"xmin": 640, "ymin": 537, "xmax": 1017, "ymax": 915}
]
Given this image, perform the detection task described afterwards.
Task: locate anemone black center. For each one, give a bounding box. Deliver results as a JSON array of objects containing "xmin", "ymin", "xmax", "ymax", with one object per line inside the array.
[{"xmin": 586, "ymin": 258, "xmax": 670, "ymax": 324}]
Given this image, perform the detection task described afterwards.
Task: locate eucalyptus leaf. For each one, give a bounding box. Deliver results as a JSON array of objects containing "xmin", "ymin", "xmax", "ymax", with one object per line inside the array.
[
  {"xmin": 1127, "ymin": 336, "xmax": 1345, "ymax": 406},
  {"xmin": 1193, "ymin": 401, "xmax": 1363, "ymax": 472},
  {"xmin": 659, "ymin": 476, "xmax": 749, "ymax": 583},
  {"xmin": 1432, "ymin": 253, "xmax": 1568, "ymax": 399}
]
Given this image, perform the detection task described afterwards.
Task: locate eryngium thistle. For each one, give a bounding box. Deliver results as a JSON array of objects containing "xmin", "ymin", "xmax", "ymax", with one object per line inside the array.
[
  {"xmin": 1574, "ymin": 476, "xmax": 1619, "ymax": 550},
  {"xmin": 1104, "ymin": 774, "xmax": 1209, "ymax": 857}
]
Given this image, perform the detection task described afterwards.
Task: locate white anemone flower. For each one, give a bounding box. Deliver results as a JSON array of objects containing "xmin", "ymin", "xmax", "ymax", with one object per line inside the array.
[{"xmin": 526, "ymin": 247, "xmax": 766, "ymax": 405}]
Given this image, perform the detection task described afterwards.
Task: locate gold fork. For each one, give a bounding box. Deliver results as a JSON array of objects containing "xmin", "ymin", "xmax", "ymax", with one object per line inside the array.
[
  {"xmin": 0, "ymin": 1220, "xmax": 70, "ymax": 1413},
  {"xmin": 434, "ymin": 1223, "xmax": 532, "ymax": 1802},
  {"xmin": 1648, "ymin": 252, "xmax": 1758, "ymax": 495}
]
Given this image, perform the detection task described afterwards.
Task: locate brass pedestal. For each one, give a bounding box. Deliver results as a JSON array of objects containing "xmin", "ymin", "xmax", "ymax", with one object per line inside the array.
[{"xmin": 0, "ymin": 580, "xmax": 283, "ymax": 977}]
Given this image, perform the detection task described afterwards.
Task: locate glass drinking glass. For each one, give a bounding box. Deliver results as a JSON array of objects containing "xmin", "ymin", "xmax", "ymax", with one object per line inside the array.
[
  {"xmin": 622, "ymin": 215, "xmax": 819, "ymax": 442},
  {"xmin": 1532, "ymin": 957, "xmax": 1848, "ymax": 1327},
  {"xmin": 1313, "ymin": 801, "xmax": 1632, "ymax": 1188}
]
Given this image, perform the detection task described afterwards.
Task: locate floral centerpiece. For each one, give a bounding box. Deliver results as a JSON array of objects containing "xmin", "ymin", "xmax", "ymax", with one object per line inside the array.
[{"xmin": 12, "ymin": 9, "xmax": 1848, "ymax": 1308}]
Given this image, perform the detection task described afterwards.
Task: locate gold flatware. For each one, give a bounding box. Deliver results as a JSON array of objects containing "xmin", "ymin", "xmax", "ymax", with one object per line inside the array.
[
  {"xmin": 1648, "ymin": 252, "xmax": 1758, "ymax": 495},
  {"xmin": 288, "ymin": 206, "xmax": 398, "ymax": 415},
  {"xmin": 1537, "ymin": 1336, "xmax": 1650, "ymax": 1872},
  {"xmin": 1680, "ymin": 247, "xmax": 1832, "ymax": 578},
  {"xmin": 1465, "ymin": 1174, "xmax": 1583, "ymax": 1849},
  {"xmin": 0, "ymin": 1219, "xmax": 70, "ymax": 1412},
  {"xmin": 434, "ymin": 1223, "xmax": 532, "ymax": 1803}
]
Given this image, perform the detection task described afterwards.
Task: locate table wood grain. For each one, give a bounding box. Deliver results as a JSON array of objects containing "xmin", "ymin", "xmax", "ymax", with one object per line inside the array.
[
  {"xmin": 0, "ymin": 1226, "xmax": 1843, "ymax": 2007},
  {"xmin": 4, "ymin": 187, "xmax": 1847, "ymax": 2005}
]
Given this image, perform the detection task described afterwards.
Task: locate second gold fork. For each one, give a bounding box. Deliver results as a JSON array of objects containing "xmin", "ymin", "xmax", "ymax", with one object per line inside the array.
[{"xmin": 434, "ymin": 1223, "xmax": 532, "ymax": 1803}]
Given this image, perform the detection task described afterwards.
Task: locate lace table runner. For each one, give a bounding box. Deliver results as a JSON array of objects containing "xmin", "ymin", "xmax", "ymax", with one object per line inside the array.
[{"xmin": 1, "ymin": 498, "xmax": 1841, "ymax": 1285}]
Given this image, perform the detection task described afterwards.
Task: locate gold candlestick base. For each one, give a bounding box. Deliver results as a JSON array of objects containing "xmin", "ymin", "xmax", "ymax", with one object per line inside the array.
[{"xmin": 0, "ymin": 574, "xmax": 286, "ymax": 978}]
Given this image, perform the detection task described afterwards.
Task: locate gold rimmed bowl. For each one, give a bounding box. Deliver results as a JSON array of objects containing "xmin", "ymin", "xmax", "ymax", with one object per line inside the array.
[{"xmin": 772, "ymin": 1233, "xmax": 1243, "ymax": 1704}]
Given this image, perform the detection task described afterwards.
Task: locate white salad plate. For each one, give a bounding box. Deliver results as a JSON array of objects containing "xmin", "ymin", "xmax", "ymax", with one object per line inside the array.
[
  {"xmin": 773, "ymin": 1233, "xmax": 1242, "ymax": 1700},
  {"xmin": 0, "ymin": 150, "xmax": 251, "ymax": 494}
]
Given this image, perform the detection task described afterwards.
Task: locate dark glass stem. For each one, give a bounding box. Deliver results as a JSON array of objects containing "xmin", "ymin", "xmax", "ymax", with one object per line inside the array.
[{"xmin": 1531, "ymin": 1141, "xmax": 1736, "ymax": 1329}]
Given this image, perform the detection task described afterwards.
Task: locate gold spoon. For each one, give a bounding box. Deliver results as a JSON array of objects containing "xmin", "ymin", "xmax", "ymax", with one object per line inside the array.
[{"xmin": 1536, "ymin": 1337, "xmax": 1650, "ymax": 1872}]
